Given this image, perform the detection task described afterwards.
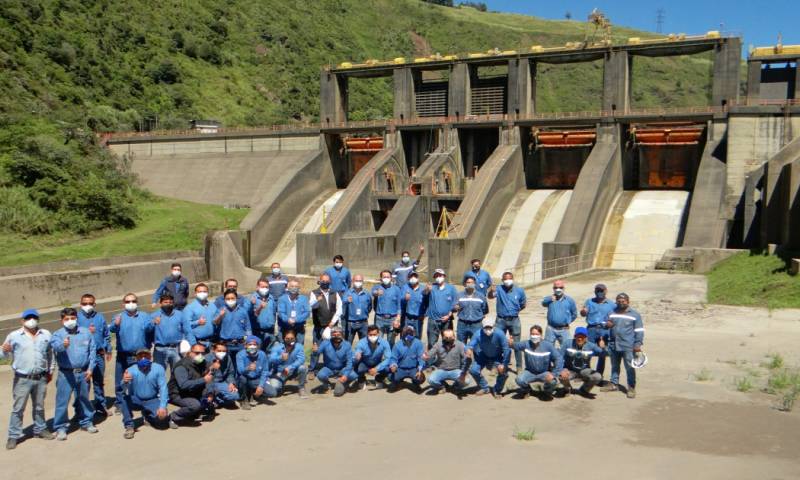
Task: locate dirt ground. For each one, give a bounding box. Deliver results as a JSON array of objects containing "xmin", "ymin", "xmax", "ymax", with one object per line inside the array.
[{"xmin": 2, "ymin": 270, "xmax": 800, "ymax": 479}]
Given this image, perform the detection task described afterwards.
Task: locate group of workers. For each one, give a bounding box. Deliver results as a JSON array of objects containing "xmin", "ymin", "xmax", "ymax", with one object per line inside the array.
[{"xmin": 1, "ymin": 250, "xmax": 644, "ymax": 449}]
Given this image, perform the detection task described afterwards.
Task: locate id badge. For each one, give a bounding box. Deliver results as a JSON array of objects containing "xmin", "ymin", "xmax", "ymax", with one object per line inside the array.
[
  {"xmin": 290, "ymin": 309, "xmax": 297, "ymax": 318},
  {"xmin": 356, "ymin": 308, "xmax": 362, "ymax": 315}
]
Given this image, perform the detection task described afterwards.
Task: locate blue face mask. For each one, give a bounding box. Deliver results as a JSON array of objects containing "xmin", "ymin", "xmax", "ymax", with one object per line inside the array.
[
  {"xmin": 137, "ymin": 358, "xmax": 152, "ymax": 370},
  {"xmin": 404, "ymin": 334, "xmax": 414, "ymax": 343}
]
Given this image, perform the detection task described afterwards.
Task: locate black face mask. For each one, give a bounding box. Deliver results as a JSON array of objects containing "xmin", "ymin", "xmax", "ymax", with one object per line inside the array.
[
  {"xmin": 472, "ymin": 265, "xmax": 480, "ymax": 271},
  {"xmin": 162, "ymin": 305, "xmax": 174, "ymax": 315},
  {"xmin": 332, "ymin": 337, "xmax": 343, "ymax": 345},
  {"xmin": 443, "ymin": 338, "xmax": 455, "ymax": 346}
]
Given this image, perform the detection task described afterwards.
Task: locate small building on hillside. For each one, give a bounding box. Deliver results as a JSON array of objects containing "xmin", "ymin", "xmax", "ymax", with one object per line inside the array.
[{"xmin": 190, "ymin": 119, "xmax": 221, "ymax": 134}]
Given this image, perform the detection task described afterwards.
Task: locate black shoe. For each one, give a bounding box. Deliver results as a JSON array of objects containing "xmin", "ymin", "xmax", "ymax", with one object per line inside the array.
[{"xmin": 6, "ymin": 438, "xmax": 17, "ymax": 450}]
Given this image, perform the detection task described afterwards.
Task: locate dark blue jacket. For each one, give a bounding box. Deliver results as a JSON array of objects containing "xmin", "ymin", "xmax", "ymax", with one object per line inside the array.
[
  {"xmin": 456, "ymin": 291, "xmax": 489, "ymax": 322},
  {"xmin": 402, "ymin": 283, "xmax": 429, "ymax": 318},
  {"xmin": 561, "ymin": 339, "xmax": 604, "ymax": 371},
  {"xmin": 512, "ymin": 339, "xmax": 562, "ymax": 374},
  {"xmin": 468, "ymin": 329, "xmax": 510, "ymax": 365},
  {"xmin": 77, "ymin": 309, "xmax": 110, "ymax": 352},
  {"xmin": 153, "ymin": 275, "xmax": 190, "ymax": 309},
  {"xmin": 390, "ymin": 338, "xmax": 425, "ymax": 371},
  {"xmin": 318, "ymin": 340, "xmax": 353, "ymax": 375},
  {"xmin": 541, "ymin": 295, "xmax": 577, "ymax": 328}
]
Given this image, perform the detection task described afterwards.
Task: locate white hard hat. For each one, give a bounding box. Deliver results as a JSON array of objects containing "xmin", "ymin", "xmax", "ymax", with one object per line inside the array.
[
  {"xmin": 630, "ymin": 351, "xmax": 648, "ymax": 369},
  {"xmin": 322, "ymin": 326, "xmax": 332, "ymax": 340},
  {"xmin": 179, "ymin": 340, "xmax": 191, "ymax": 355}
]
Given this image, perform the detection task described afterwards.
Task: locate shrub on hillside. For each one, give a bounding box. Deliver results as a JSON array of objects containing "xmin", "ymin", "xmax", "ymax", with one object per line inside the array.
[{"xmin": 0, "ymin": 186, "xmax": 53, "ymax": 234}]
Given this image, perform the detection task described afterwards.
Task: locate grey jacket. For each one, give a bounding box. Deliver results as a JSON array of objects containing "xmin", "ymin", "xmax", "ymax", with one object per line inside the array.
[{"xmin": 426, "ymin": 340, "xmax": 470, "ymax": 371}]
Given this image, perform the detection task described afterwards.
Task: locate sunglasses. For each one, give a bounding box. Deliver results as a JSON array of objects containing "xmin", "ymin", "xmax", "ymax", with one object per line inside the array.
[{"xmin": 123, "ymin": 300, "xmax": 137, "ymax": 304}]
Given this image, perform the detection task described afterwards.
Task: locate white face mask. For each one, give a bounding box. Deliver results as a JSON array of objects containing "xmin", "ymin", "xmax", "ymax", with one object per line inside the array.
[
  {"xmin": 503, "ymin": 279, "xmax": 514, "ymax": 287},
  {"xmin": 257, "ymin": 287, "xmax": 268, "ymax": 296},
  {"xmin": 465, "ymin": 283, "xmax": 476, "ymax": 292},
  {"xmin": 272, "ymin": 268, "xmax": 281, "ymax": 275},
  {"xmin": 24, "ymin": 318, "xmax": 38, "ymax": 329},
  {"xmin": 124, "ymin": 302, "xmax": 138, "ymax": 312},
  {"xmin": 172, "ymin": 270, "xmax": 181, "ymax": 277},
  {"xmin": 192, "ymin": 354, "xmax": 205, "ymax": 364},
  {"xmin": 381, "ymin": 277, "xmax": 391, "ymax": 285},
  {"xmin": 353, "ymin": 281, "xmax": 363, "ymax": 289},
  {"xmin": 80, "ymin": 304, "xmax": 94, "ymax": 314},
  {"xmin": 483, "ymin": 327, "xmax": 494, "ymax": 335},
  {"xmin": 435, "ymin": 276, "xmax": 445, "ymax": 285},
  {"xmin": 215, "ymin": 351, "xmax": 227, "ymax": 360},
  {"xmin": 408, "ymin": 277, "xmax": 419, "ymax": 285},
  {"xmin": 402, "ymin": 256, "xmax": 410, "ymax": 263},
  {"xmin": 368, "ymin": 335, "xmax": 379, "ymax": 343},
  {"xmin": 63, "ymin": 319, "xmax": 78, "ymax": 330},
  {"xmin": 554, "ymin": 288, "xmax": 564, "ymax": 296},
  {"xmin": 530, "ymin": 335, "xmax": 542, "ymax": 343},
  {"xmin": 334, "ymin": 262, "xmax": 343, "ymax": 269},
  {"xmin": 195, "ymin": 292, "xmax": 209, "ymax": 301},
  {"xmin": 225, "ymin": 299, "xmax": 237, "ymax": 308}
]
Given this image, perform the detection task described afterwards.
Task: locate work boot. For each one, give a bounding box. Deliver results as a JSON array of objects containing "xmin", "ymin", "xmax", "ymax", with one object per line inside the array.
[
  {"xmin": 626, "ymin": 388, "xmax": 636, "ymax": 399},
  {"xmin": 35, "ymin": 431, "xmax": 54, "ymax": 440},
  {"xmin": 169, "ymin": 419, "xmax": 179, "ymax": 429},
  {"xmin": 298, "ymin": 387, "xmax": 308, "ymax": 399},
  {"xmin": 6, "ymin": 438, "xmax": 17, "ymax": 450},
  {"xmin": 578, "ymin": 386, "xmax": 596, "ymax": 399},
  {"xmin": 333, "ymin": 380, "xmax": 346, "ymax": 397},
  {"xmin": 601, "ymin": 383, "xmax": 618, "ymax": 392},
  {"xmin": 123, "ymin": 428, "xmax": 135, "ymax": 439},
  {"xmin": 357, "ymin": 379, "xmax": 367, "ymax": 391},
  {"xmin": 56, "ymin": 430, "xmax": 67, "ymax": 441}
]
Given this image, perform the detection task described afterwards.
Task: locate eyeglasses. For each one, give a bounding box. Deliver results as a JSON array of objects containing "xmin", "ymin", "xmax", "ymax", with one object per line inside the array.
[
  {"xmin": 80, "ymin": 303, "xmax": 95, "ymax": 306},
  {"xmin": 123, "ymin": 300, "xmax": 137, "ymax": 304}
]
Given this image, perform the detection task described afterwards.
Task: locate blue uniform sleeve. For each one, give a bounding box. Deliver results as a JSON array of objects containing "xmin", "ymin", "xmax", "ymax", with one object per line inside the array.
[
  {"xmin": 634, "ymin": 313, "xmax": 644, "ymax": 348},
  {"xmin": 181, "ymin": 313, "xmax": 196, "ymax": 345},
  {"xmin": 235, "ymin": 350, "xmax": 247, "ymax": 375},
  {"xmin": 342, "ymin": 345, "xmax": 354, "ymax": 376},
  {"xmin": 377, "ymin": 341, "xmax": 391, "ymax": 371},
  {"xmin": 569, "ymin": 298, "xmax": 577, "ymax": 322},
  {"xmin": 415, "ymin": 342, "xmax": 425, "ymax": 371},
  {"xmin": 224, "ymin": 359, "xmax": 236, "ymax": 384},
  {"xmin": 519, "ymin": 289, "xmax": 527, "ymax": 310},
  {"xmin": 289, "ymin": 348, "xmax": 305, "ymax": 372},
  {"xmin": 87, "ymin": 334, "xmax": 96, "ymax": 372},
  {"xmin": 101, "ymin": 315, "xmax": 111, "ymax": 351},
  {"xmin": 258, "ymin": 354, "xmax": 269, "ymax": 385},
  {"xmin": 541, "ymin": 295, "xmax": 552, "ymax": 307},
  {"xmin": 109, "ymin": 315, "xmax": 121, "ymax": 334},
  {"xmin": 157, "ymin": 369, "xmax": 169, "ymax": 409},
  {"xmin": 242, "ymin": 311, "xmax": 252, "ymax": 336},
  {"xmin": 389, "ymin": 343, "xmax": 400, "ymax": 368},
  {"xmin": 142, "ymin": 313, "xmax": 154, "ymax": 333},
  {"xmin": 50, "ymin": 331, "xmax": 66, "ymax": 353},
  {"xmin": 152, "ymin": 279, "xmax": 167, "ymax": 304},
  {"xmin": 467, "ymin": 335, "xmax": 479, "ymax": 352},
  {"xmin": 481, "ymin": 296, "xmax": 489, "ymax": 315},
  {"xmin": 590, "ymin": 342, "xmax": 604, "ymax": 356},
  {"xmin": 268, "ymin": 344, "xmax": 282, "ymax": 364}
]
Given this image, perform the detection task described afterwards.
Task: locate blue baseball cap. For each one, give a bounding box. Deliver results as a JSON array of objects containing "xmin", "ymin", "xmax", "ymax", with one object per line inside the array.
[
  {"xmin": 22, "ymin": 308, "xmax": 39, "ymax": 319},
  {"xmin": 245, "ymin": 335, "xmax": 261, "ymax": 346},
  {"xmin": 574, "ymin": 327, "xmax": 589, "ymax": 337}
]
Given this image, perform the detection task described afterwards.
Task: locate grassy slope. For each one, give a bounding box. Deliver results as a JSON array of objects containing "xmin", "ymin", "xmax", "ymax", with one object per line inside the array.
[
  {"xmin": 0, "ymin": 1, "xmax": 717, "ymax": 266},
  {"xmin": 0, "ymin": 198, "xmax": 248, "ymax": 267},
  {"xmin": 707, "ymin": 252, "xmax": 800, "ymax": 309}
]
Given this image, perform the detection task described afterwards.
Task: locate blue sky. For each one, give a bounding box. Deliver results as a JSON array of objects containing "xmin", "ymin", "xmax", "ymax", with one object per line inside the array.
[{"xmin": 483, "ymin": 0, "xmax": 799, "ymax": 54}]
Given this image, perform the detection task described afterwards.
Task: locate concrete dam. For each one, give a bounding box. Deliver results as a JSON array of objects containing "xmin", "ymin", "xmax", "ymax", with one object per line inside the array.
[{"xmin": 107, "ymin": 33, "xmax": 800, "ymax": 281}]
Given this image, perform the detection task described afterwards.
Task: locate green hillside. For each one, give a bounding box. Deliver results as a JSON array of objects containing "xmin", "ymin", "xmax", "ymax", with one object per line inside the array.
[{"xmin": 0, "ymin": 0, "xmax": 718, "ymax": 260}]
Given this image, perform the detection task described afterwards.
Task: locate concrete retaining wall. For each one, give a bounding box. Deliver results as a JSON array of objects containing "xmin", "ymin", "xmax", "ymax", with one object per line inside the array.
[
  {"xmin": 108, "ymin": 133, "xmax": 319, "ymax": 157},
  {"xmin": 0, "ymin": 255, "xmax": 206, "ymax": 317},
  {"xmin": 240, "ymin": 139, "xmax": 335, "ymax": 266},
  {"xmin": 429, "ymin": 127, "xmax": 523, "ymax": 273},
  {"xmin": 761, "ymin": 135, "xmax": 800, "ymax": 247},
  {"xmin": 683, "ymin": 121, "xmax": 729, "ymax": 248},
  {"xmin": 546, "ymin": 124, "xmax": 622, "ymax": 261}
]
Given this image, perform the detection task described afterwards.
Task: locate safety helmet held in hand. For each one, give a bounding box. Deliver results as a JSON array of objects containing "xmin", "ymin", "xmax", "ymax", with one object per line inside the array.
[{"xmin": 630, "ymin": 351, "xmax": 648, "ymax": 369}]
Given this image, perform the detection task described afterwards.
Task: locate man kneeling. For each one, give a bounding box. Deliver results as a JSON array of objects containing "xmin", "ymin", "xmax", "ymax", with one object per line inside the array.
[
  {"xmin": 268, "ymin": 329, "xmax": 308, "ymax": 398},
  {"xmin": 315, "ymin": 327, "xmax": 357, "ymax": 397},
  {"xmin": 354, "ymin": 325, "xmax": 391, "ymax": 390},
  {"xmin": 388, "ymin": 326, "xmax": 425, "ymax": 393},
  {"xmin": 425, "ymin": 328, "xmax": 470, "ymax": 395},
  {"xmin": 235, "ymin": 336, "xmax": 272, "ymax": 409},
  {"xmin": 511, "ymin": 325, "xmax": 562, "ymax": 399},
  {"xmin": 119, "ymin": 349, "xmax": 170, "ymax": 439},
  {"xmin": 168, "ymin": 343, "xmax": 216, "ymax": 424},
  {"xmin": 559, "ymin": 327, "xmax": 603, "ymax": 397}
]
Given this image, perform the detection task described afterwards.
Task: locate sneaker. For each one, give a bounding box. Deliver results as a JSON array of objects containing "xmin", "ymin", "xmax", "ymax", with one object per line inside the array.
[
  {"xmin": 601, "ymin": 383, "xmax": 619, "ymax": 392},
  {"xmin": 249, "ymin": 399, "xmax": 258, "ymax": 407},
  {"xmin": 475, "ymin": 389, "xmax": 491, "ymax": 396},
  {"xmin": 578, "ymin": 387, "xmax": 597, "ymax": 399},
  {"xmin": 374, "ymin": 381, "xmax": 386, "ymax": 390},
  {"xmin": 6, "ymin": 438, "xmax": 17, "ymax": 450},
  {"xmin": 35, "ymin": 431, "xmax": 55, "ymax": 440},
  {"xmin": 56, "ymin": 430, "xmax": 67, "ymax": 441},
  {"xmin": 240, "ymin": 401, "xmax": 251, "ymax": 411},
  {"xmin": 169, "ymin": 420, "xmax": 179, "ymax": 429},
  {"xmin": 333, "ymin": 381, "xmax": 346, "ymax": 397},
  {"xmin": 491, "ymin": 390, "xmax": 503, "ymax": 400},
  {"xmin": 298, "ymin": 387, "xmax": 308, "ymax": 399},
  {"xmin": 626, "ymin": 388, "xmax": 636, "ymax": 399},
  {"xmin": 123, "ymin": 428, "xmax": 135, "ymax": 439},
  {"xmin": 428, "ymin": 388, "xmax": 443, "ymax": 396},
  {"xmin": 82, "ymin": 425, "xmax": 99, "ymax": 434},
  {"xmin": 518, "ymin": 389, "xmax": 531, "ymax": 399},
  {"xmin": 357, "ymin": 380, "xmax": 367, "ymax": 391}
]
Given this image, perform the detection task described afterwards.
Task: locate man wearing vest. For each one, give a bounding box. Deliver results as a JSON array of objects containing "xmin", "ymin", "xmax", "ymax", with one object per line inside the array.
[{"xmin": 309, "ymin": 273, "xmax": 342, "ymax": 376}]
